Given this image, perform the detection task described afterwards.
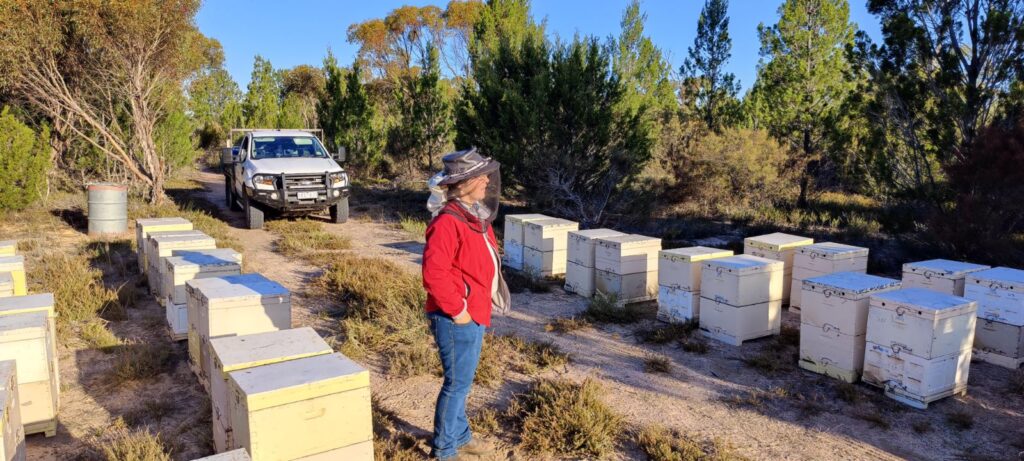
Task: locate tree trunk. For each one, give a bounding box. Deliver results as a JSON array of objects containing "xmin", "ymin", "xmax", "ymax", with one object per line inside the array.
[{"xmin": 797, "ymin": 128, "xmax": 813, "ymax": 209}]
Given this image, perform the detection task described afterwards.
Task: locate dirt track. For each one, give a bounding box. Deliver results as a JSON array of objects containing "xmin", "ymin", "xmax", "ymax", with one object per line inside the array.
[{"xmin": 20, "ymin": 171, "xmax": 1024, "ymax": 460}]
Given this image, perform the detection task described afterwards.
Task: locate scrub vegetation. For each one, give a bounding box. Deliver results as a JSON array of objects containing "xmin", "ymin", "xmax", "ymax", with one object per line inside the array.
[
  {"xmin": 509, "ymin": 378, "xmax": 622, "ymax": 459},
  {"xmin": 634, "ymin": 425, "xmax": 747, "ymax": 461},
  {"xmin": 266, "ymin": 219, "xmax": 352, "ymax": 258}
]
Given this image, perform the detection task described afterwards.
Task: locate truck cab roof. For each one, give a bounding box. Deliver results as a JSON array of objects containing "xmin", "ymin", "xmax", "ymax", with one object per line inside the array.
[{"xmin": 247, "ymin": 129, "xmax": 317, "ymax": 138}]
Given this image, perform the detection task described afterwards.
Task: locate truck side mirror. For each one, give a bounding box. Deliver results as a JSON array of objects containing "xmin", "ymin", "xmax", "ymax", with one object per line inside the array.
[
  {"xmin": 332, "ymin": 147, "xmax": 346, "ymax": 163},
  {"xmin": 221, "ymin": 147, "xmax": 236, "ymax": 165}
]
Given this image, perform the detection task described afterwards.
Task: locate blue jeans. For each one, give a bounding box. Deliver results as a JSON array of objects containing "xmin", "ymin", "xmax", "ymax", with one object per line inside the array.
[{"xmin": 428, "ymin": 311, "xmax": 485, "ymax": 460}]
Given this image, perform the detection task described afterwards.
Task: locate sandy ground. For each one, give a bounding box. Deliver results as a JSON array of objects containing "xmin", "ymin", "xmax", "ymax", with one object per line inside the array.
[{"xmin": 13, "ymin": 170, "xmax": 1024, "ymax": 460}]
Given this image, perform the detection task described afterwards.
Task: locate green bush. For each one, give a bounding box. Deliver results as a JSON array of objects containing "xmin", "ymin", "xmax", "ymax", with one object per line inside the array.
[{"xmin": 0, "ymin": 107, "xmax": 50, "ymax": 211}]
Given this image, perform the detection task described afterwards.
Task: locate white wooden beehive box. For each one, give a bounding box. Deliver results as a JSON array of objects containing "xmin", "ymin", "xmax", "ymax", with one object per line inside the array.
[
  {"xmin": 135, "ymin": 217, "xmax": 193, "ymax": 274},
  {"xmin": 657, "ymin": 286, "xmax": 700, "ymax": 323},
  {"xmin": 187, "ymin": 274, "xmax": 291, "ymax": 387},
  {"xmin": 973, "ymin": 318, "xmax": 1024, "ymax": 369},
  {"xmin": 146, "ymin": 231, "xmax": 216, "ymax": 295},
  {"xmin": 790, "ymin": 242, "xmax": 868, "ymax": 308},
  {"xmin": 522, "ymin": 247, "xmax": 567, "ymax": 277},
  {"xmin": 866, "ymin": 288, "xmax": 976, "ymax": 360},
  {"xmin": 209, "ymin": 327, "xmax": 333, "ymax": 453},
  {"xmin": 227, "ymin": 353, "xmax": 373, "ymax": 461},
  {"xmin": 190, "ymin": 449, "xmax": 251, "ymax": 461},
  {"xmin": 594, "ymin": 235, "xmax": 661, "ymax": 275},
  {"xmin": 801, "ymin": 273, "xmax": 901, "ymax": 336},
  {"xmin": 0, "ymin": 259, "xmax": 25, "ymax": 298},
  {"xmin": 0, "ymin": 295, "xmax": 58, "ymax": 405},
  {"xmin": 0, "ymin": 275, "xmax": 11, "ymax": 299},
  {"xmin": 523, "ymin": 218, "xmax": 578, "ymax": 252},
  {"xmin": 0, "ymin": 242, "xmax": 14, "ymax": 258},
  {"xmin": 744, "ymin": 233, "xmax": 813, "ymax": 303},
  {"xmin": 564, "ymin": 261, "xmax": 595, "ymax": 297},
  {"xmin": 162, "ymin": 249, "xmax": 243, "ymax": 306},
  {"xmin": 0, "ymin": 313, "xmax": 56, "ymax": 436},
  {"xmin": 658, "ymin": 247, "xmax": 733, "ymax": 292},
  {"xmin": 964, "ymin": 267, "xmax": 1024, "ymax": 326},
  {"xmin": 798, "ymin": 322, "xmax": 865, "ymax": 383},
  {"xmin": 698, "ymin": 297, "xmax": 781, "ymax": 346},
  {"xmin": 700, "ymin": 255, "xmax": 784, "ymax": 307},
  {"xmin": 902, "ymin": 259, "xmax": 990, "ymax": 297},
  {"xmin": 0, "ymin": 361, "xmax": 25, "ymax": 461},
  {"xmin": 594, "ymin": 269, "xmax": 657, "ymax": 304},
  {"xmin": 502, "ymin": 214, "xmax": 549, "ymax": 270},
  {"xmin": 567, "ymin": 229, "xmax": 624, "ymax": 268},
  {"xmin": 862, "ymin": 341, "xmax": 971, "ymax": 409}
]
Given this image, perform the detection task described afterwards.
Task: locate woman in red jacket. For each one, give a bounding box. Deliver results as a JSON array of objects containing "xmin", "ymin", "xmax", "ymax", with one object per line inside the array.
[{"xmin": 422, "ymin": 148, "xmax": 510, "ymax": 460}]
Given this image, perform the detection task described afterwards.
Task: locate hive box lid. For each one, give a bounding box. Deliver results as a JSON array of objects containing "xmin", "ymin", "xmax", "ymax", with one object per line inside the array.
[
  {"xmin": 505, "ymin": 214, "xmax": 549, "ymax": 224},
  {"xmin": 525, "ymin": 218, "xmax": 577, "ymax": 230},
  {"xmin": 704, "ymin": 254, "xmax": 784, "ymax": 275},
  {"xmin": 137, "ymin": 217, "xmax": 191, "ymax": 227},
  {"xmin": 0, "ymin": 311, "xmax": 48, "ymax": 341},
  {"xmin": 191, "ymin": 448, "xmax": 251, "ymax": 461},
  {"xmin": 0, "ymin": 241, "xmax": 15, "ymax": 251},
  {"xmin": 870, "ymin": 288, "xmax": 976, "ymax": 319},
  {"xmin": 903, "ymin": 259, "xmax": 990, "ymax": 279},
  {"xmin": 797, "ymin": 242, "xmax": 868, "ymax": 260},
  {"xmin": 150, "ymin": 232, "xmax": 214, "ymax": 245},
  {"xmin": 231, "ymin": 353, "xmax": 369, "ymax": 412},
  {"xmin": 165, "ymin": 250, "xmax": 242, "ymax": 271},
  {"xmin": 186, "ymin": 273, "xmax": 288, "ymax": 305},
  {"xmin": 966, "ymin": 267, "xmax": 1024, "ymax": 293},
  {"xmin": 171, "ymin": 248, "xmax": 242, "ymax": 261},
  {"xmin": 596, "ymin": 234, "xmax": 662, "ymax": 250},
  {"xmin": 0, "ymin": 256, "xmax": 24, "ymax": 271},
  {"xmin": 0, "ymin": 273, "xmax": 10, "ymax": 287},
  {"xmin": 212, "ymin": 327, "xmax": 332, "ymax": 375},
  {"xmin": 660, "ymin": 247, "xmax": 733, "ymax": 263},
  {"xmin": 804, "ymin": 272, "xmax": 900, "ymax": 298},
  {"xmin": 148, "ymin": 229, "xmax": 206, "ymax": 240},
  {"xmin": 744, "ymin": 233, "xmax": 813, "ymax": 251},
  {"xmin": 0, "ymin": 294, "xmax": 55, "ymax": 318},
  {"xmin": 568, "ymin": 229, "xmax": 624, "ymax": 243}
]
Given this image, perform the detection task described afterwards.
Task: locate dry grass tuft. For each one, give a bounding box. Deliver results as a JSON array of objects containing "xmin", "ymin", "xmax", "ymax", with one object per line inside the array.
[
  {"xmin": 266, "ymin": 219, "xmax": 351, "ymax": 259},
  {"xmin": 397, "ymin": 215, "xmax": 428, "ymax": 243},
  {"xmin": 28, "ymin": 249, "xmax": 121, "ymax": 344},
  {"xmin": 680, "ymin": 337, "xmax": 710, "ymax": 354},
  {"xmin": 475, "ymin": 334, "xmax": 571, "ymax": 387},
  {"xmin": 833, "ymin": 381, "xmax": 860, "ymax": 403},
  {"xmin": 545, "ymin": 316, "xmax": 592, "ymax": 334},
  {"xmin": 469, "ymin": 407, "xmax": 502, "ymax": 435},
  {"xmin": 80, "ymin": 320, "xmax": 123, "ymax": 352},
  {"xmin": 639, "ymin": 319, "xmax": 700, "ymax": 344},
  {"xmin": 109, "ymin": 342, "xmax": 173, "ymax": 385},
  {"xmin": 635, "ymin": 425, "xmax": 747, "ymax": 461},
  {"xmin": 584, "ymin": 292, "xmax": 640, "ymax": 324},
  {"xmin": 372, "ymin": 402, "xmax": 425, "ymax": 461},
  {"xmin": 854, "ymin": 410, "xmax": 891, "ymax": 430},
  {"xmin": 644, "ymin": 354, "xmax": 672, "ymax": 374},
  {"xmin": 911, "ymin": 420, "xmax": 933, "ymax": 434},
  {"xmin": 96, "ymin": 423, "xmax": 172, "ymax": 461},
  {"xmin": 510, "ymin": 378, "xmax": 622, "ymax": 459},
  {"xmin": 945, "ymin": 410, "xmax": 974, "ymax": 430}
]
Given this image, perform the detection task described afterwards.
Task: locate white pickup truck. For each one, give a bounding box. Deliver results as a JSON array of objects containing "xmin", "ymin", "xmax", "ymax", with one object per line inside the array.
[{"xmin": 222, "ymin": 129, "xmax": 350, "ymax": 229}]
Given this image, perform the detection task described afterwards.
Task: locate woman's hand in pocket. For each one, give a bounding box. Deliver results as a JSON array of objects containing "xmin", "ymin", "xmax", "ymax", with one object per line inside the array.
[{"xmin": 453, "ymin": 311, "xmax": 473, "ymax": 325}]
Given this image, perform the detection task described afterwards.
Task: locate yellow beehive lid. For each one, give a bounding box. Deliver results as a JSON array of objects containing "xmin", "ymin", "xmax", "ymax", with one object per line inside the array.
[
  {"xmin": 231, "ymin": 353, "xmax": 369, "ymax": 412},
  {"xmin": 0, "ymin": 294, "xmax": 55, "ymax": 318},
  {"xmin": 212, "ymin": 327, "xmax": 332, "ymax": 378},
  {"xmin": 0, "ymin": 256, "xmax": 24, "ymax": 273},
  {"xmin": 0, "ymin": 241, "xmax": 15, "ymax": 257},
  {"xmin": 190, "ymin": 448, "xmax": 251, "ymax": 460},
  {"xmin": 744, "ymin": 233, "xmax": 813, "ymax": 251},
  {"xmin": 660, "ymin": 246, "xmax": 733, "ymax": 263}
]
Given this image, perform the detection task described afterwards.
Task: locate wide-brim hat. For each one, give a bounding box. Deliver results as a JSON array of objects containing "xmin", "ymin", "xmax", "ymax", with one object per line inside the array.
[{"xmin": 438, "ymin": 147, "xmax": 500, "ymax": 186}]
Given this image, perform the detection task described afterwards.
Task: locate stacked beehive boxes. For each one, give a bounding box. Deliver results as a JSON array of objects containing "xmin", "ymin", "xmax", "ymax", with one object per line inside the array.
[
  {"xmin": 565, "ymin": 229, "xmax": 624, "ymax": 297},
  {"xmin": 964, "ymin": 267, "xmax": 1024, "ymax": 369},
  {"xmin": 790, "ymin": 242, "xmax": 869, "ymax": 311},
  {"xmin": 0, "ymin": 361, "xmax": 25, "ymax": 461},
  {"xmin": 162, "ymin": 249, "xmax": 243, "ymax": 341},
  {"xmin": 699, "ymin": 255, "xmax": 784, "ymax": 345},
  {"xmin": 0, "ymin": 258, "xmax": 25, "ymax": 298},
  {"xmin": 594, "ymin": 235, "xmax": 661, "ymax": 305},
  {"xmin": 903, "ymin": 259, "xmax": 990, "ymax": 296},
  {"xmin": 863, "ymin": 288, "xmax": 976, "ymax": 408},
  {"xmin": 522, "ymin": 218, "xmax": 578, "ymax": 277},
  {"xmin": 146, "ymin": 231, "xmax": 217, "ymax": 298},
  {"xmin": 227, "ymin": 353, "xmax": 373, "ymax": 460},
  {"xmin": 502, "ymin": 214, "xmax": 550, "ymax": 270},
  {"xmin": 744, "ymin": 233, "xmax": 813, "ymax": 305},
  {"xmin": 657, "ymin": 247, "xmax": 733, "ymax": 323},
  {"xmin": 186, "ymin": 274, "xmax": 291, "ymax": 387},
  {"xmin": 209, "ymin": 328, "xmax": 333, "ymax": 452},
  {"xmin": 136, "ymin": 217, "xmax": 194, "ymax": 274},
  {"xmin": 192, "ymin": 449, "xmax": 251, "ymax": 461},
  {"xmin": 799, "ymin": 273, "xmax": 901, "ymax": 382},
  {"xmin": 0, "ymin": 310, "xmax": 57, "ymax": 436}
]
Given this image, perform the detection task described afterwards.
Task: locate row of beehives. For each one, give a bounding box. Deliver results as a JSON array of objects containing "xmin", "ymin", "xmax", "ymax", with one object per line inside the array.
[
  {"xmin": 135, "ymin": 218, "xmax": 372, "ymax": 461},
  {"xmin": 0, "ymin": 241, "xmax": 60, "ymax": 461},
  {"xmin": 502, "ymin": 215, "xmax": 1023, "ymax": 409}
]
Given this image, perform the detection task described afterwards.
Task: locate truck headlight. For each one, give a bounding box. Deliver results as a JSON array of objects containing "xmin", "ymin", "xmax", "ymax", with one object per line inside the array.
[
  {"xmin": 252, "ymin": 174, "xmax": 276, "ymax": 191},
  {"xmin": 329, "ymin": 172, "xmax": 348, "ymax": 188}
]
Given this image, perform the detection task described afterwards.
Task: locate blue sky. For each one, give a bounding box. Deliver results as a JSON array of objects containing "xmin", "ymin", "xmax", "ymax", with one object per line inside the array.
[{"xmin": 196, "ymin": 0, "xmax": 881, "ymax": 94}]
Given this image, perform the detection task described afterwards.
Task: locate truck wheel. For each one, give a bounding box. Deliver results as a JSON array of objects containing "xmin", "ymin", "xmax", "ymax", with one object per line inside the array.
[
  {"xmin": 244, "ymin": 195, "xmax": 264, "ymax": 229},
  {"xmin": 330, "ymin": 197, "xmax": 349, "ymax": 224}
]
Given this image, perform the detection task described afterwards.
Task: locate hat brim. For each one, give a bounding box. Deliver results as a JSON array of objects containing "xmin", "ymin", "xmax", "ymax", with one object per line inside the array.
[{"xmin": 438, "ymin": 159, "xmax": 500, "ymax": 186}]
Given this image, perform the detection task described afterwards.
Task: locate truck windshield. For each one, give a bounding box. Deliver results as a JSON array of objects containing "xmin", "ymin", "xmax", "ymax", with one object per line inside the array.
[{"xmin": 251, "ymin": 136, "xmax": 328, "ymax": 160}]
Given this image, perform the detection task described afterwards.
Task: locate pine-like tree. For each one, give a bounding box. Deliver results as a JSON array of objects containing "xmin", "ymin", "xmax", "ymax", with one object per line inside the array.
[
  {"xmin": 681, "ymin": 0, "xmax": 741, "ymax": 132},
  {"xmin": 242, "ymin": 55, "xmax": 282, "ymax": 128}
]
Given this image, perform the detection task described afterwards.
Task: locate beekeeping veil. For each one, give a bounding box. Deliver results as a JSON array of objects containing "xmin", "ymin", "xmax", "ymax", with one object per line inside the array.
[{"xmin": 427, "ymin": 148, "xmax": 501, "ymax": 232}]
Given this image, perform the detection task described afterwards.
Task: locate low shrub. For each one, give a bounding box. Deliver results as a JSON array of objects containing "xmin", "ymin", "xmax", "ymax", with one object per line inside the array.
[
  {"xmin": 266, "ymin": 219, "xmax": 351, "ymax": 259},
  {"xmin": 644, "ymin": 354, "xmax": 672, "ymax": 374},
  {"xmin": 109, "ymin": 342, "xmax": 173, "ymax": 385},
  {"xmin": 511, "ymin": 378, "xmax": 621, "ymax": 459},
  {"xmin": 97, "ymin": 424, "xmax": 172, "ymax": 461},
  {"xmin": 545, "ymin": 316, "xmax": 592, "ymax": 334},
  {"xmin": 583, "ymin": 292, "xmax": 640, "ymax": 324},
  {"xmin": 28, "ymin": 249, "xmax": 120, "ymax": 343},
  {"xmin": 635, "ymin": 425, "xmax": 746, "ymax": 461}
]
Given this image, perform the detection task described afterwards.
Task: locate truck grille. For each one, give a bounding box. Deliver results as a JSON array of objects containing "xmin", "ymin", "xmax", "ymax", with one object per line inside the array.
[{"xmin": 281, "ymin": 174, "xmax": 328, "ymax": 203}]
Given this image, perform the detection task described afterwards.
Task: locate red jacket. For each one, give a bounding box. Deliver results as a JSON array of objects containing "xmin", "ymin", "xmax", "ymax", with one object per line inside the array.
[{"xmin": 423, "ymin": 201, "xmax": 500, "ymax": 327}]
